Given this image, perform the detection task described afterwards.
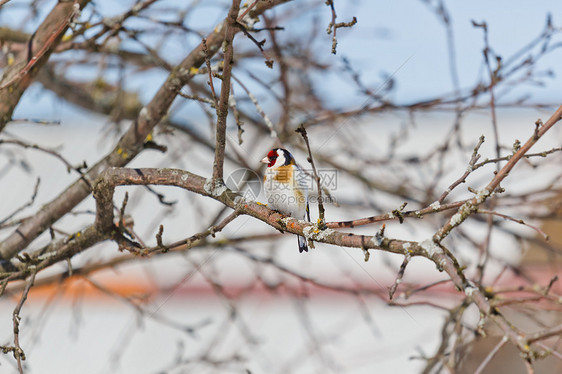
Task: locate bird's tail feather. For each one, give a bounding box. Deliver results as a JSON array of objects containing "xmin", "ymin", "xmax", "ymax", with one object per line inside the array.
[{"xmin": 298, "ymin": 235, "xmax": 308, "ymax": 253}]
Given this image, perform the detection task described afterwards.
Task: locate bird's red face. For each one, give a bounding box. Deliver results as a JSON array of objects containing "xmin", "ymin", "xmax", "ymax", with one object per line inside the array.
[
  {"xmin": 261, "ymin": 148, "xmax": 294, "ymax": 168},
  {"xmin": 261, "ymin": 149, "xmax": 279, "ymax": 167}
]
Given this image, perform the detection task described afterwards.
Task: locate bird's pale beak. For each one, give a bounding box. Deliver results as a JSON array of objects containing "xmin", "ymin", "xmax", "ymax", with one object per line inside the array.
[{"xmin": 260, "ymin": 156, "xmax": 270, "ymax": 164}]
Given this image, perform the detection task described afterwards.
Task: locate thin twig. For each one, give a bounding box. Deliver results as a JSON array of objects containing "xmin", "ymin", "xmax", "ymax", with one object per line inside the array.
[
  {"xmin": 212, "ymin": 0, "xmax": 241, "ymax": 182},
  {"xmin": 472, "ymin": 21, "xmax": 501, "ymax": 170},
  {"xmin": 477, "ymin": 209, "xmax": 549, "ymax": 240},
  {"xmin": 389, "ymin": 254, "xmax": 410, "ymax": 300},
  {"xmin": 231, "ymin": 73, "xmax": 277, "ymax": 138},
  {"xmin": 325, "ymin": 0, "xmax": 357, "ymax": 55},
  {"xmin": 0, "ymin": 139, "xmax": 89, "ymax": 178},
  {"xmin": 474, "ymin": 336, "xmax": 508, "ymax": 374},
  {"xmin": 0, "ymin": 178, "xmax": 40, "ymax": 225},
  {"xmin": 433, "ymin": 104, "xmax": 562, "ymax": 243},
  {"xmin": 523, "ymin": 358, "xmax": 535, "ymax": 374},
  {"xmin": 527, "ymin": 323, "xmax": 562, "ymax": 344},
  {"xmin": 237, "ymin": 0, "xmax": 259, "ymax": 22},
  {"xmin": 473, "ymin": 146, "xmax": 562, "ymax": 169},
  {"xmin": 296, "ymin": 124, "xmax": 325, "ymax": 224},
  {"xmin": 535, "ymin": 342, "xmax": 562, "ymax": 361},
  {"xmin": 202, "ymin": 38, "xmax": 218, "ymax": 107},
  {"xmin": 326, "ymin": 199, "xmax": 467, "ymax": 228},
  {"xmin": 12, "ymin": 271, "xmax": 37, "ymax": 373},
  {"xmin": 437, "ymin": 135, "xmax": 484, "ymax": 204}
]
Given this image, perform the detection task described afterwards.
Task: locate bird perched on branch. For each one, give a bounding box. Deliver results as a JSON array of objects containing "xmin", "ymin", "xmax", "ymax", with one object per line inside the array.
[{"xmin": 261, "ymin": 148, "xmax": 310, "ymax": 252}]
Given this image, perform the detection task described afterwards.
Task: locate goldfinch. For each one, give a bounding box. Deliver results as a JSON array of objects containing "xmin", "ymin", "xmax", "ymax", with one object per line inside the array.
[{"xmin": 261, "ymin": 148, "xmax": 310, "ymax": 252}]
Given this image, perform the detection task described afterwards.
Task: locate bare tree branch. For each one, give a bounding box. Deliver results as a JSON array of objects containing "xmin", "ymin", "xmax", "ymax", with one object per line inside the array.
[
  {"xmin": 212, "ymin": 0, "xmax": 241, "ymax": 182},
  {"xmin": 0, "ymin": 0, "xmax": 291, "ymax": 264},
  {"xmin": 0, "ymin": 0, "xmax": 89, "ymax": 130}
]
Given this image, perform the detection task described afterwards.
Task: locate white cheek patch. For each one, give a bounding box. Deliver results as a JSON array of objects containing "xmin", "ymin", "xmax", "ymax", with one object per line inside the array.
[{"xmin": 274, "ymin": 152, "xmax": 286, "ymax": 167}]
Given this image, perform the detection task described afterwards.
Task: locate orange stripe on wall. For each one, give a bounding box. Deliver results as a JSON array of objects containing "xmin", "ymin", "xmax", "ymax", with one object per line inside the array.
[{"xmin": 25, "ymin": 275, "xmax": 157, "ymax": 301}]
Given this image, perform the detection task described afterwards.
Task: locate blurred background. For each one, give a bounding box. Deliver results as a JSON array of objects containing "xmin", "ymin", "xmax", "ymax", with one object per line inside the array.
[{"xmin": 1, "ymin": 1, "xmax": 561, "ymax": 373}]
